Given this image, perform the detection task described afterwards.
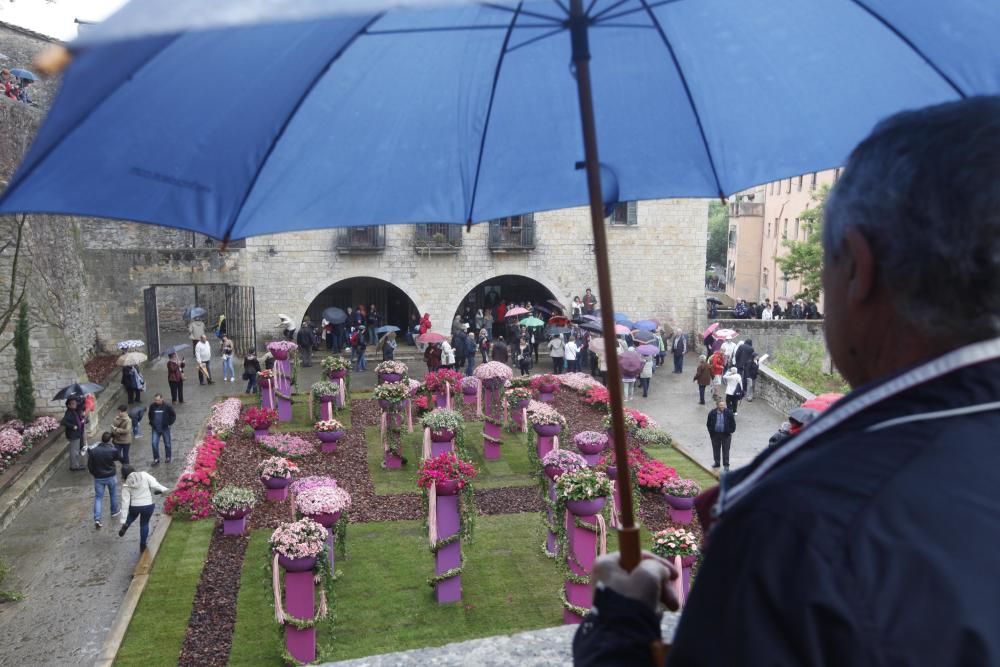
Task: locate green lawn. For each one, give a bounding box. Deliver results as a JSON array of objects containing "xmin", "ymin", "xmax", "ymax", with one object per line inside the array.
[
  {"xmin": 365, "ymin": 421, "xmax": 536, "ymax": 495},
  {"xmin": 237, "ymin": 393, "xmax": 352, "ymax": 432},
  {"xmin": 230, "ymin": 513, "xmax": 568, "ymax": 665},
  {"xmin": 115, "ymin": 519, "xmax": 214, "ymax": 666},
  {"xmin": 648, "ymin": 445, "xmax": 718, "ymax": 489}
]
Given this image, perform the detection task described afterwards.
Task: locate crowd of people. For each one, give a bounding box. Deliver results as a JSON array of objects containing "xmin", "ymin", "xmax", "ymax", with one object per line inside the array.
[
  {"xmin": 1, "ymin": 68, "xmax": 36, "ymax": 106},
  {"xmin": 710, "ymin": 296, "xmax": 821, "ymax": 320}
]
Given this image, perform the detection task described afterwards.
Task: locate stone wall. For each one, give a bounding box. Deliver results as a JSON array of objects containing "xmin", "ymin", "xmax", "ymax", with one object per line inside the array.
[
  {"xmin": 0, "ymin": 22, "xmax": 61, "ymax": 112},
  {"xmin": 755, "ymin": 363, "xmax": 814, "ymax": 417},
  {"xmin": 710, "ymin": 318, "xmax": 825, "ymax": 359}
]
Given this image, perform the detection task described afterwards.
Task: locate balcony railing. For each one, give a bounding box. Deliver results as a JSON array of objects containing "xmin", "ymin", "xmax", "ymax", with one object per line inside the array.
[
  {"xmin": 729, "ymin": 202, "xmax": 764, "ymax": 217},
  {"xmin": 413, "ymin": 223, "xmax": 463, "ymax": 253},
  {"xmin": 336, "ymin": 225, "xmax": 385, "ymax": 253},
  {"xmin": 488, "ymin": 216, "xmax": 535, "ymax": 251}
]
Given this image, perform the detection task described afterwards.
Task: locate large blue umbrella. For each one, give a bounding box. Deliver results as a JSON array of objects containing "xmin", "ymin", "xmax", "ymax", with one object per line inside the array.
[{"xmin": 4, "ymin": 0, "xmax": 999, "ymax": 574}]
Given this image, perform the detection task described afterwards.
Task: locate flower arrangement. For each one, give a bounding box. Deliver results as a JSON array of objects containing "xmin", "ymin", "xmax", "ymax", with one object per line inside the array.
[
  {"xmin": 243, "ymin": 406, "xmax": 278, "ymax": 430},
  {"xmin": 25, "ymin": 416, "xmax": 59, "ymax": 438},
  {"xmin": 581, "ymin": 385, "xmax": 610, "ymax": 410},
  {"xmin": 207, "ymin": 398, "xmax": 243, "ymax": 438},
  {"xmin": 555, "ymin": 468, "xmax": 614, "ymax": 501},
  {"xmin": 258, "ymin": 456, "xmax": 299, "ymax": 479},
  {"xmin": 0, "ymin": 429, "xmax": 27, "ymax": 470},
  {"xmin": 375, "ymin": 360, "xmax": 409, "ymax": 376},
  {"xmin": 634, "ymin": 426, "xmax": 672, "ymax": 448},
  {"xmin": 662, "ymin": 478, "xmax": 701, "ymax": 498},
  {"xmin": 267, "ymin": 340, "xmax": 299, "ymax": 354},
  {"xmin": 269, "ymin": 518, "xmax": 328, "ymax": 560},
  {"xmin": 651, "ymin": 527, "xmax": 699, "ymax": 558},
  {"xmin": 259, "ymin": 433, "xmax": 315, "ymax": 458},
  {"xmin": 321, "ymin": 355, "xmax": 351, "ymax": 372},
  {"xmin": 412, "ymin": 393, "xmax": 432, "ymax": 414},
  {"xmin": 526, "ymin": 401, "xmax": 567, "ymax": 429},
  {"xmin": 474, "ymin": 361, "xmax": 513, "ymax": 386},
  {"xmin": 416, "ymin": 452, "xmax": 478, "ymax": 491},
  {"xmin": 508, "ymin": 376, "xmax": 532, "ymax": 389},
  {"xmin": 460, "ymin": 376, "xmax": 480, "ymax": 393},
  {"xmin": 504, "ymin": 387, "xmax": 533, "ymax": 411},
  {"xmin": 421, "ymin": 408, "xmax": 464, "ymax": 433},
  {"xmin": 295, "ymin": 485, "xmax": 352, "ymax": 516},
  {"xmin": 602, "ymin": 411, "xmax": 636, "ymax": 433},
  {"xmin": 372, "ymin": 380, "xmax": 411, "ymax": 404},
  {"xmin": 311, "ymin": 380, "xmax": 339, "ymax": 398},
  {"xmin": 600, "ymin": 445, "xmax": 649, "ymax": 473},
  {"xmin": 211, "ymin": 486, "xmax": 257, "ymax": 514},
  {"xmin": 558, "ymin": 372, "xmax": 605, "ymax": 393},
  {"xmin": 1, "ymin": 419, "xmax": 25, "ymax": 433},
  {"xmin": 636, "ymin": 459, "xmax": 678, "ymax": 491},
  {"xmin": 530, "ymin": 373, "xmax": 560, "ymax": 392},
  {"xmin": 575, "ymin": 430, "xmax": 608, "ymax": 447},
  {"xmin": 626, "ymin": 408, "xmax": 657, "ymax": 429},
  {"xmin": 313, "ymin": 419, "xmax": 345, "ymax": 432},
  {"xmin": 290, "ymin": 475, "xmax": 337, "ymax": 495},
  {"xmin": 256, "ymin": 368, "xmax": 275, "ymax": 382},
  {"xmin": 424, "ymin": 368, "xmax": 464, "ymax": 393},
  {"xmin": 541, "ymin": 449, "xmax": 588, "ymax": 475},
  {"xmin": 164, "ymin": 435, "xmax": 226, "ymax": 519},
  {"xmin": 408, "ymin": 378, "xmax": 423, "ymax": 395}
]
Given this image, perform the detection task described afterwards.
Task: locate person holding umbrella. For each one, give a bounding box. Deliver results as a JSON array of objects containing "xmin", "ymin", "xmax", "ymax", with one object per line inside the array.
[
  {"xmin": 194, "ymin": 335, "xmax": 213, "ymax": 385},
  {"xmin": 166, "ymin": 351, "xmax": 185, "ymax": 404},
  {"xmin": 120, "ymin": 363, "xmax": 142, "ymax": 405},
  {"xmin": 547, "ymin": 333, "xmax": 565, "ymax": 375},
  {"xmin": 61, "ymin": 396, "xmax": 87, "ymax": 471},
  {"xmin": 187, "ymin": 315, "xmax": 205, "ymax": 350}
]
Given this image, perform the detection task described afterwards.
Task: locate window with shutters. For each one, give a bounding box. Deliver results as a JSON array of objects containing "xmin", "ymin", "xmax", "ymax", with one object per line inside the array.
[
  {"xmin": 607, "ymin": 201, "xmax": 638, "ymax": 226},
  {"xmin": 810, "ymin": 172, "xmax": 817, "ymax": 190}
]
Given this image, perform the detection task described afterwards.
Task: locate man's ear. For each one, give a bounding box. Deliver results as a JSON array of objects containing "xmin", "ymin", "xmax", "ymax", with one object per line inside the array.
[{"xmin": 842, "ymin": 228, "xmax": 876, "ymax": 306}]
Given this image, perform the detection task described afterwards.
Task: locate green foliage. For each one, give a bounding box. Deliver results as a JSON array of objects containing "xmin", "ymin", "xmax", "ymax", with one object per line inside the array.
[
  {"xmin": 770, "ymin": 336, "xmax": 850, "ymax": 395},
  {"xmin": 13, "ymin": 301, "xmax": 34, "ymax": 422},
  {"xmin": 776, "ymin": 186, "xmax": 829, "ymax": 302},
  {"xmin": 0, "ymin": 558, "xmax": 24, "ymax": 603},
  {"xmin": 646, "ymin": 446, "xmax": 719, "ymax": 490},
  {"xmin": 706, "ymin": 201, "xmax": 729, "ymax": 270}
]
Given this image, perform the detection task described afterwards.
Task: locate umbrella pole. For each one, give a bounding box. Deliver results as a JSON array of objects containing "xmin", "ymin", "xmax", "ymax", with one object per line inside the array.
[{"xmin": 569, "ymin": 0, "xmax": 641, "ymax": 573}]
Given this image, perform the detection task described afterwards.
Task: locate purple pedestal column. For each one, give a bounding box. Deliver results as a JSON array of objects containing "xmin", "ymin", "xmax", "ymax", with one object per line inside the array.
[
  {"xmin": 431, "ymin": 439, "xmax": 454, "ymax": 457},
  {"xmin": 537, "ymin": 436, "xmax": 555, "ymax": 461},
  {"xmin": 434, "ymin": 392, "xmax": 447, "ymax": 408},
  {"xmin": 266, "ymin": 486, "xmax": 288, "ymax": 501},
  {"xmin": 261, "ymin": 384, "xmax": 274, "ymax": 410},
  {"xmin": 435, "ymin": 494, "xmax": 462, "ymax": 603},
  {"xmin": 581, "ymin": 452, "xmax": 600, "ymax": 466},
  {"xmin": 546, "ymin": 481, "xmax": 559, "ymax": 556},
  {"xmin": 462, "ymin": 391, "xmax": 476, "ymax": 405},
  {"xmin": 276, "ymin": 359, "xmax": 292, "ymax": 395},
  {"xmin": 669, "ymin": 507, "xmax": 693, "ymax": 524},
  {"xmin": 277, "ymin": 395, "xmax": 292, "ymax": 422},
  {"xmin": 538, "ymin": 391, "xmax": 554, "ymax": 403},
  {"xmin": 563, "ymin": 511, "xmax": 598, "ymax": 624},
  {"xmin": 223, "ymin": 516, "xmax": 247, "ymax": 536},
  {"xmin": 285, "ymin": 570, "xmax": 316, "ymax": 663},
  {"xmin": 320, "ymin": 401, "xmax": 334, "ymax": 421},
  {"xmin": 483, "ymin": 421, "xmax": 502, "ymax": 461}
]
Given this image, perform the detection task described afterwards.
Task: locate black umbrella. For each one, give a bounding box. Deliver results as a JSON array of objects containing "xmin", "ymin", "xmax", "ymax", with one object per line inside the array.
[
  {"xmin": 322, "ymin": 306, "xmax": 348, "ymax": 325},
  {"xmin": 160, "ymin": 343, "xmax": 191, "ymax": 357},
  {"xmin": 52, "ymin": 382, "xmax": 104, "ymax": 401},
  {"xmin": 547, "ymin": 299, "xmax": 565, "ymax": 312},
  {"xmin": 706, "ymin": 297, "xmax": 723, "ymax": 305},
  {"xmin": 632, "ymin": 330, "xmax": 656, "ymax": 344},
  {"xmin": 581, "ymin": 321, "xmax": 603, "ymax": 334},
  {"xmin": 533, "ymin": 303, "xmax": 553, "ymax": 315}
]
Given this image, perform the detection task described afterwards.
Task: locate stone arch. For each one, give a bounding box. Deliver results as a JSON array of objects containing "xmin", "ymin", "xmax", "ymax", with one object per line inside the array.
[
  {"xmin": 447, "ymin": 271, "xmax": 567, "ymax": 327},
  {"xmin": 297, "ymin": 271, "xmax": 427, "ymax": 331}
]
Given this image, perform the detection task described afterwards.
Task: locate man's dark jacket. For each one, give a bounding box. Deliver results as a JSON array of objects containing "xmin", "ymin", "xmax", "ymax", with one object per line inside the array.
[
  {"xmin": 705, "ymin": 408, "xmax": 736, "ymax": 435},
  {"xmin": 147, "ymin": 402, "xmax": 177, "ymax": 431},
  {"xmin": 87, "ymin": 442, "xmax": 120, "ymax": 479}
]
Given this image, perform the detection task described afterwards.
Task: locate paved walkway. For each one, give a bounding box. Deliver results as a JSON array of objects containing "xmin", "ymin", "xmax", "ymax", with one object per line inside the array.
[{"xmin": 0, "ymin": 335, "xmax": 232, "ymax": 667}]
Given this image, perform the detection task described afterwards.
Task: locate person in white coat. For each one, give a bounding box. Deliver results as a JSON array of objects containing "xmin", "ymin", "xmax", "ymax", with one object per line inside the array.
[
  {"xmin": 118, "ymin": 464, "xmax": 169, "ymax": 552},
  {"xmin": 723, "ymin": 365, "xmax": 744, "ymax": 416},
  {"xmin": 440, "ymin": 339, "xmax": 456, "ymax": 370},
  {"xmin": 194, "ymin": 335, "xmax": 213, "ymax": 385}
]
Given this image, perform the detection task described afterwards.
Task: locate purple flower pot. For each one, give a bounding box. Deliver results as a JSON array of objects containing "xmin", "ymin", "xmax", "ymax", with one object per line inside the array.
[
  {"xmin": 217, "ymin": 506, "xmax": 252, "ymax": 520},
  {"xmin": 462, "ymin": 384, "xmax": 478, "ymax": 396},
  {"xmin": 538, "ymin": 383, "xmax": 558, "ymax": 394},
  {"xmin": 517, "ymin": 399, "xmax": 531, "ymax": 410},
  {"xmin": 305, "ymin": 511, "xmax": 341, "ymax": 527},
  {"xmin": 435, "ymin": 479, "xmax": 462, "ymax": 496},
  {"xmin": 316, "ymin": 430, "xmax": 344, "ymax": 443},
  {"xmin": 261, "ymin": 475, "xmax": 292, "ymax": 490},
  {"xmin": 543, "ymin": 464, "xmax": 564, "ymax": 480},
  {"xmin": 277, "ymin": 554, "xmax": 317, "ymax": 572},
  {"xmin": 606, "ymin": 465, "xmax": 618, "ymax": 480},
  {"xmin": 533, "ymin": 423, "xmax": 563, "ymax": 438},
  {"xmin": 318, "ymin": 395, "xmax": 336, "ymax": 403},
  {"xmin": 664, "ymin": 494, "xmax": 695, "ymax": 510},
  {"xmin": 379, "ymin": 372, "xmax": 402, "ymax": 383},
  {"xmin": 681, "ymin": 554, "xmax": 698, "ymax": 567},
  {"xmin": 574, "ymin": 436, "xmax": 608, "ymax": 456},
  {"xmin": 378, "ymin": 399, "xmax": 407, "ymax": 412},
  {"xmin": 271, "ymin": 349, "xmax": 289, "ymax": 361},
  {"xmin": 566, "ymin": 497, "xmax": 607, "ymax": 516},
  {"xmin": 430, "ymin": 428, "xmax": 455, "ymax": 443},
  {"xmin": 254, "ymin": 428, "xmax": 270, "ymax": 441},
  {"xmin": 328, "ymin": 369, "xmax": 347, "ymax": 380}
]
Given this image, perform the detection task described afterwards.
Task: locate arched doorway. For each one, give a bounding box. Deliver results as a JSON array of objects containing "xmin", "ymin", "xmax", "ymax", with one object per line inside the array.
[
  {"xmin": 304, "ymin": 277, "xmax": 419, "ymax": 333},
  {"xmin": 453, "ymin": 274, "xmax": 558, "ymax": 336}
]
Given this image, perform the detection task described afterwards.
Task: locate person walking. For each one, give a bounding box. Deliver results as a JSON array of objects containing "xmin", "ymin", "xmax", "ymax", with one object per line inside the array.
[
  {"xmin": 121, "ymin": 364, "xmax": 142, "ymax": 404},
  {"xmin": 424, "ymin": 342, "xmax": 442, "ymax": 373},
  {"xmin": 547, "ymin": 334, "xmax": 565, "ymax": 374},
  {"xmin": 111, "ymin": 404, "xmax": 133, "ymax": 464},
  {"xmin": 516, "ymin": 337, "xmax": 532, "ymax": 376},
  {"xmin": 724, "ymin": 365, "xmax": 744, "ymax": 415},
  {"xmin": 354, "ymin": 326, "xmax": 368, "ymax": 371},
  {"xmin": 195, "ymin": 335, "xmax": 213, "ymax": 385},
  {"xmin": 220, "ymin": 334, "xmax": 236, "ymax": 381},
  {"xmin": 87, "ymin": 432, "xmax": 121, "ymax": 529},
  {"xmin": 296, "ymin": 320, "xmax": 314, "ymax": 368},
  {"xmin": 671, "ymin": 329, "xmax": 688, "ymax": 373},
  {"xmin": 478, "ymin": 330, "xmax": 491, "ymax": 363},
  {"xmin": 706, "ymin": 398, "xmax": 736, "ymax": 471},
  {"xmin": 146, "ymin": 394, "xmax": 176, "ymax": 465},
  {"xmin": 243, "ymin": 349, "xmax": 261, "ymax": 394},
  {"xmin": 693, "ymin": 354, "xmax": 712, "ymax": 405},
  {"xmin": 62, "ymin": 396, "xmax": 87, "ymax": 471},
  {"xmin": 734, "ymin": 338, "xmax": 756, "ymax": 391},
  {"xmin": 367, "ymin": 304, "xmax": 381, "ymax": 345},
  {"xmin": 491, "ymin": 336, "xmax": 509, "ymax": 364},
  {"xmin": 709, "ymin": 349, "xmax": 726, "ymax": 400},
  {"xmin": 639, "ymin": 355, "xmax": 654, "ymax": 398},
  {"xmin": 187, "ymin": 317, "xmax": 205, "ymax": 350},
  {"xmin": 166, "ymin": 352, "xmax": 185, "ymax": 404},
  {"xmin": 440, "ymin": 338, "xmax": 456, "ymax": 370},
  {"xmin": 464, "ymin": 332, "xmax": 477, "ymax": 376},
  {"xmin": 451, "ymin": 330, "xmax": 466, "ymax": 372},
  {"xmin": 380, "ymin": 332, "xmax": 397, "ymax": 361},
  {"xmin": 582, "ymin": 288, "xmax": 597, "ymax": 315},
  {"xmin": 118, "ymin": 464, "xmax": 169, "ymax": 553},
  {"xmin": 654, "ymin": 329, "xmax": 666, "ymax": 367},
  {"xmin": 564, "ymin": 336, "xmax": 579, "ymax": 373}
]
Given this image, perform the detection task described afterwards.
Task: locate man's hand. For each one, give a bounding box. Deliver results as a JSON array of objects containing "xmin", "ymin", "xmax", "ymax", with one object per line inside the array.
[{"xmin": 593, "ymin": 551, "xmax": 680, "ymax": 613}]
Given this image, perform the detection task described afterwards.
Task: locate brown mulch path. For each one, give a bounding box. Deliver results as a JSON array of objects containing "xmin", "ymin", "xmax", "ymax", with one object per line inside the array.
[
  {"xmin": 178, "ymin": 529, "xmax": 249, "ymax": 667},
  {"xmin": 85, "ymin": 354, "xmax": 119, "ymax": 384}
]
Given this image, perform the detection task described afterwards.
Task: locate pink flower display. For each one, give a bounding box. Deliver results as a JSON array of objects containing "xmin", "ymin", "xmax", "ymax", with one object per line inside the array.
[
  {"xmin": 269, "ymin": 518, "xmax": 328, "ymax": 559},
  {"xmin": 165, "ymin": 435, "xmax": 227, "ymax": 519},
  {"xmin": 295, "ymin": 485, "xmax": 352, "ymax": 516},
  {"xmin": 258, "ymin": 456, "xmax": 299, "ymax": 479},
  {"xmin": 258, "ymin": 433, "xmax": 315, "ymax": 458},
  {"xmin": 207, "ymin": 398, "xmax": 243, "ymax": 436},
  {"xmin": 289, "ymin": 475, "xmax": 337, "ymax": 495},
  {"xmin": 474, "ymin": 361, "xmax": 513, "ymax": 386},
  {"xmin": 541, "ymin": 449, "xmax": 588, "ymax": 474},
  {"xmin": 525, "ymin": 401, "xmax": 567, "ymax": 428}
]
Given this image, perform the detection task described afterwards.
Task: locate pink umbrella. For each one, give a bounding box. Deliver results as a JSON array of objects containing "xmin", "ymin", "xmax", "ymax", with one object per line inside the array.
[
  {"xmin": 417, "ymin": 331, "xmax": 447, "ymax": 344},
  {"xmin": 713, "ymin": 328, "xmax": 740, "ymax": 341},
  {"xmin": 702, "ymin": 322, "xmax": 720, "ymax": 338},
  {"xmin": 505, "ymin": 307, "xmax": 530, "ymax": 317},
  {"xmin": 636, "ymin": 344, "xmax": 659, "ymax": 356},
  {"xmin": 614, "ymin": 323, "xmax": 631, "ymax": 335},
  {"xmin": 588, "ymin": 337, "xmax": 606, "ymax": 356}
]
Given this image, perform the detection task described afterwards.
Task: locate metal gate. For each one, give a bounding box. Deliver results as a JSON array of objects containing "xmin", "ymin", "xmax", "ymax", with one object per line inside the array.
[
  {"xmin": 225, "ymin": 285, "xmax": 256, "ymax": 356},
  {"xmin": 143, "ymin": 287, "xmax": 160, "ymax": 357}
]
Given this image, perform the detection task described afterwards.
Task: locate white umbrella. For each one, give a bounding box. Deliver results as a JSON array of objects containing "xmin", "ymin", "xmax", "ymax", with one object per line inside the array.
[{"xmin": 116, "ymin": 351, "xmax": 148, "ymax": 366}]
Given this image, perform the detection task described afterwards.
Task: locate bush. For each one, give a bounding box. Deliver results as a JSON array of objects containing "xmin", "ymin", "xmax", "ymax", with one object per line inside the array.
[
  {"xmin": 769, "ymin": 337, "xmax": 850, "ymax": 395},
  {"xmin": 13, "ymin": 302, "xmax": 34, "ymax": 422}
]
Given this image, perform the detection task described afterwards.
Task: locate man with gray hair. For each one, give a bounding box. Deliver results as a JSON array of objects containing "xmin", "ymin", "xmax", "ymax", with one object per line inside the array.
[{"xmin": 574, "ymin": 97, "xmax": 1000, "ymax": 665}]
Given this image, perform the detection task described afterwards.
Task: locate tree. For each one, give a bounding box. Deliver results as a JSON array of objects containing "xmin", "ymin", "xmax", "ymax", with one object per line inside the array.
[
  {"xmin": 13, "ymin": 301, "xmax": 35, "ymax": 421},
  {"xmin": 0, "ymin": 214, "xmax": 29, "ymax": 355},
  {"xmin": 777, "ymin": 186, "xmax": 829, "ymax": 301},
  {"xmin": 706, "ymin": 201, "xmax": 729, "ymax": 270}
]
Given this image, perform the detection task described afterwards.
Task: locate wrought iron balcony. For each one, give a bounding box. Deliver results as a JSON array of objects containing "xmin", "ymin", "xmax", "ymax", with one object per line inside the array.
[
  {"xmin": 413, "ymin": 223, "xmax": 463, "ymax": 254},
  {"xmin": 336, "ymin": 225, "xmax": 385, "ymax": 253},
  {"xmin": 488, "ymin": 215, "xmax": 535, "ymax": 252}
]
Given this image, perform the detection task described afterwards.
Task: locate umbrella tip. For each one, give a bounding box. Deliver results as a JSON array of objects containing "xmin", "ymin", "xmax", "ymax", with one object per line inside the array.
[{"xmin": 465, "ymin": 219, "xmax": 472, "ymax": 233}]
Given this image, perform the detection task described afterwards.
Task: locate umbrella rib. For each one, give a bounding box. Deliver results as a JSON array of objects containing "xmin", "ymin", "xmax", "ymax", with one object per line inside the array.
[
  {"xmin": 592, "ymin": 0, "xmax": 682, "ymax": 25},
  {"xmin": 482, "ymin": 2, "xmax": 565, "ymax": 24},
  {"xmin": 845, "ymin": 0, "xmax": 966, "ymax": 97},
  {"xmin": 638, "ymin": 0, "xmax": 725, "ymax": 201},
  {"xmin": 505, "ymin": 26, "xmax": 567, "ymax": 53},
  {"xmin": 466, "ymin": 3, "xmax": 524, "ymax": 225},
  {"xmin": 219, "ymin": 12, "xmax": 386, "ymax": 243}
]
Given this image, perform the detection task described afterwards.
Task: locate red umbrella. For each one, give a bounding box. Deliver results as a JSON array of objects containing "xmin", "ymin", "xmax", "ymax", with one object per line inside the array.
[
  {"xmin": 702, "ymin": 322, "xmax": 720, "ymax": 338},
  {"xmin": 548, "ymin": 315, "xmax": 571, "ymax": 327},
  {"xmin": 416, "ymin": 331, "xmax": 447, "ymax": 344},
  {"xmin": 505, "ymin": 306, "xmax": 530, "ymax": 317}
]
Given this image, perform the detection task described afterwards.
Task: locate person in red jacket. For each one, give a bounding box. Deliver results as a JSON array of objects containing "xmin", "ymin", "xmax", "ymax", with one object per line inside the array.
[
  {"xmin": 709, "ymin": 350, "xmax": 725, "ymax": 399},
  {"xmin": 418, "ymin": 313, "xmax": 432, "ymax": 335}
]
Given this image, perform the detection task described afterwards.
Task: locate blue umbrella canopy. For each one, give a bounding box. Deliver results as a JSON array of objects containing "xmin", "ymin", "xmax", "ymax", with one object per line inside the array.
[
  {"xmin": 2, "ymin": 0, "xmax": 997, "ymax": 239},
  {"xmin": 10, "ymin": 68, "xmax": 37, "ymax": 81},
  {"xmin": 633, "ymin": 320, "xmax": 658, "ymax": 331}
]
